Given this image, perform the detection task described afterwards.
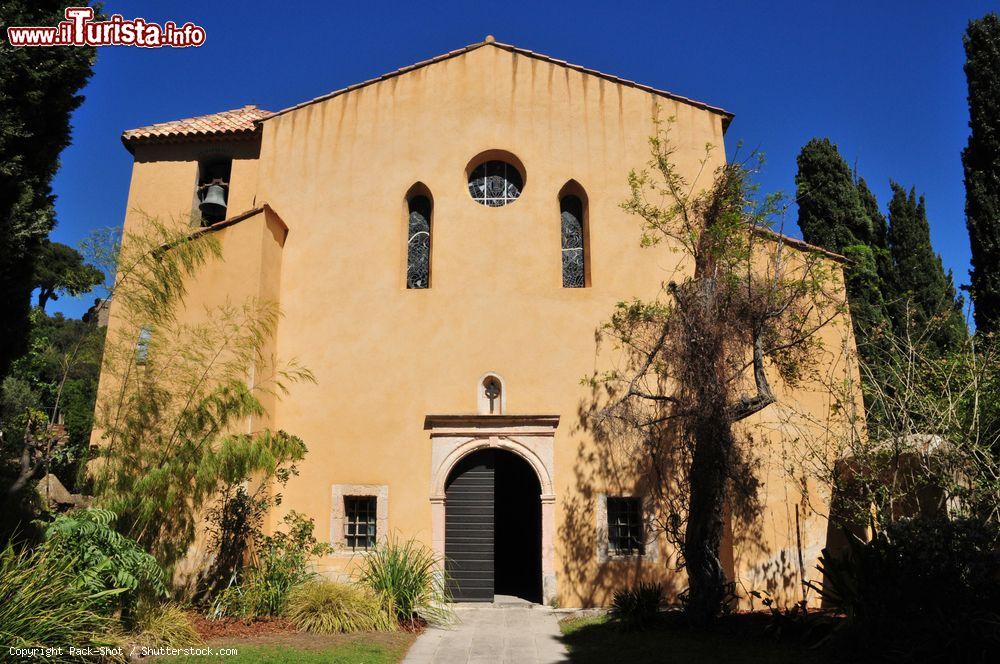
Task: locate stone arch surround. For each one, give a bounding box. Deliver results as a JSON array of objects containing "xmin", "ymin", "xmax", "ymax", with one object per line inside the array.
[{"xmin": 424, "ymin": 414, "xmax": 558, "ymax": 604}]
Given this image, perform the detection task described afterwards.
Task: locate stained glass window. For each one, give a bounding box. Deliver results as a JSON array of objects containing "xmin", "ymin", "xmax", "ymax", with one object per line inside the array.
[
  {"xmin": 561, "ymin": 195, "xmax": 585, "ymax": 288},
  {"xmin": 407, "ymin": 195, "xmax": 431, "ymax": 289},
  {"xmin": 468, "ymin": 160, "xmax": 523, "ymax": 207}
]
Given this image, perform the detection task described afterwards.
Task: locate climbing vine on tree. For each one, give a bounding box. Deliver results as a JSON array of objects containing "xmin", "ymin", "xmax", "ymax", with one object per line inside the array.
[{"xmin": 595, "ymin": 118, "xmax": 845, "ymax": 624}]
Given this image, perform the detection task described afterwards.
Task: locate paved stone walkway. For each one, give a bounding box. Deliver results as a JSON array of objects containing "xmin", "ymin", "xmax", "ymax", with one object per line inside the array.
[{"xmin": 402, "ymin": 599, "xmax": 569, "ymax": 664}]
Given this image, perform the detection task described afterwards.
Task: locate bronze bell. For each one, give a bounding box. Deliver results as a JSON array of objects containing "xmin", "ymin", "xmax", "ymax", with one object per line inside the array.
[{"xmin": 199, "ymin": 183, "xmax": 227, "ymax": 220}]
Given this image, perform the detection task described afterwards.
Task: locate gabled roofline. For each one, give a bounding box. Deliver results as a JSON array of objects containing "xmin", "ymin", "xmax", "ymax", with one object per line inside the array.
[
  {"xmin": 196, "ymin": 203, "xmax": 287, "ymax": 236},
  {"xmin": 158, "ymin": 203, "xmax": 287, "ymax": 252},
  {"xmin": 752, "ymin": 226, "xmax": 849, "ymax": 264},
  {"xmin": 258, "ymin": 37, "xmax": 734, "ymax": 131}
]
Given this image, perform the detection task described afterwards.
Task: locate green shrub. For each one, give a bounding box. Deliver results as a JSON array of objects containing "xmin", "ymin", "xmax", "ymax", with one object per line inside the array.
[
  {"xmin": 0, "ymin": 541, "xmax": 122, "ymax": 661},
  {"xmin": 814, "ymin": 516, "xmax": 1000, "ymax": 661},
  {"xmin": 42, "ymin": 508, "xmax": 166, "ymax": 620},
  {"xmin": 210, "ymin": 583, "xmax": 259, "ymax": 622},
  {"xmin": 610, "ymin": 582, "xmax": 664, "ymax": 631},
  {"xmin": 356, "ymin": 536, "xmax": 452, "ymax": 627},
  {"xmin": 211, "ymin": 573, "xmax": 293, "ymax": 622},
  {"xmin": 199, "ymin": 453, "xmax": 302, "ymax": 602},
  {"xmin": 200, "ymin": 481, "xmax": 273, "ymax": 600},
  {"xmin": 133, "ymin": 603, "xmax": 202, "ymax": 648},
  {"xmin": 210, "ymin": 511, "xmax": 329, "ymax": 620},
  {"xmin": 285, "ymin": 580, "xmax": 393, "ymax": 633}
]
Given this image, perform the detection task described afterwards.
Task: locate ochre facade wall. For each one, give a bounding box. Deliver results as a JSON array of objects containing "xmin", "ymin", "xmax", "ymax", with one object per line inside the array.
[{"xmin": 102, "ymin": 44, "xmax": 858, "ymax": 608}]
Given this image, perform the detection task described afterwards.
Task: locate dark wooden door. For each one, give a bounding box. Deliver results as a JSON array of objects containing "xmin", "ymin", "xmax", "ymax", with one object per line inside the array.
[{"xmin": 445, "ymin": 450, "xmax": 494, "ymax": 601}]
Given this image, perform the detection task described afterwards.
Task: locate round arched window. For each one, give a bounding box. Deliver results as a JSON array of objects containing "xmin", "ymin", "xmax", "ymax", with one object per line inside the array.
[{"xmin": 468, "ymin": 160, "xmax": 524, "ymax": 207}]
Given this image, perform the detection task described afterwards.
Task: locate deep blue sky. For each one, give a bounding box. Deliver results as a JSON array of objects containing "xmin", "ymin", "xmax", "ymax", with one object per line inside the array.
[{"xmin": 46, "ymin": 0, "xmax": 995, "ymax": 319}]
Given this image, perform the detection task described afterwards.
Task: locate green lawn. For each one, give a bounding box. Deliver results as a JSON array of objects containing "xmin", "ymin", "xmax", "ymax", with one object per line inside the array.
[
  {"xmin": 559, "ymin": 614, "xmax": 829, "ymax": 664},
  {"xmin": 154, "ymin": 631, "xmax": 416, "ymax": 664}
]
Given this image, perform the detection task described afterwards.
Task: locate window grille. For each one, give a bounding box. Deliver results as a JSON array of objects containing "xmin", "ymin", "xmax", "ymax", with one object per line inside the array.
[
  {"xmin": 561, "ymin": 195, "xmax": 585, "ymax": 287},
  {"xmin": 468, "ymin": 160, "xmax": 523, "ymax": 207},
  {"xmin": 407, "ymin": 195, "xmax": 431, "ymax": 289},
  {"xmin": 344, "ymin": 495, "xmax": 377, "ymax": 551},
  {"xmin": 607, "ymin": 497, "xmax": 644, "ymax": 556}
]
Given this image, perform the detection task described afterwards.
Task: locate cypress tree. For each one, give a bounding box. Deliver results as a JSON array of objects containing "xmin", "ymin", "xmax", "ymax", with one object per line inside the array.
[
  {"xmin": 840, "ymin": 244, "xmax": 891, "ymax": 347},
  {"xmin": 795, "ymin": 138, "xmax": 872, "ymax": 249},
  {"xmin": 0, "ymin": 1, "xmax": 97, "ymax": 379},
  {"xmin": 795, "ymin": 140, "xmax": 891, "ymax": 360},
  {"xmin": 887, "ymin": 183, "xmax": 967, "ymax": 351},
  {"xmin": 856, "ymin": 178, "xmax": 891, "ymax": 264},
  {"xmin": 962, "ymin": 13, "xmax": 1000, "ymax": 333},
  {"xmin": 856, "ymin": 176, "xmax": 898, "ymax": 321}
]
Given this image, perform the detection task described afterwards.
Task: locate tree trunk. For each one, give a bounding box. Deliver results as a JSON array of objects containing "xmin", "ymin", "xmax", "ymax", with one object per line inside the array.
[
  {"xmin": 683, "ymin": 406, "xmax": 734, "ymax": 624},
  {"xmin": 37, "ymin": 286, "xmax": 54, "ymax": 311},
  {"xmin": 681, "ymin": 239, "xmax": 735, "ymax": 624},
  {"xmin": 6, "ymin": 441, "xmax": 40, "ymax": 497}
]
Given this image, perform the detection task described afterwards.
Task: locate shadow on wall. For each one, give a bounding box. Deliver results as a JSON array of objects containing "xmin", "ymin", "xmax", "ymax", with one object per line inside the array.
[
  {"xmin": 560, "ymin": 360, "xmax": 804, "ymax": 609},
  {"xmin": 728, "ymin": 432, "xmax": 793, "ymax": 606},
  {"xmin": 558, "ymin": 377, "xmax": 684, "ymax": 608}
]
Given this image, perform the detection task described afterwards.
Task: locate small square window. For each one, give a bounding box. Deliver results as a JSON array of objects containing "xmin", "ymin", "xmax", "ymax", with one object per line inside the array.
[
  {"xmin": 607, "ymin": 497, "xmax": 644, "ymax": 556},
  {"xmin": 344, "ymin": 496, "xmax": 377, "ymax": 551}
]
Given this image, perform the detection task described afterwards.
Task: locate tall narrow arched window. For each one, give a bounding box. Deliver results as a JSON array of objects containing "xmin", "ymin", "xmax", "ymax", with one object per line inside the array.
[
  {"xmin": 560, "ymin": 187, "xmax": 587, "ymax": 288},
  {"xmin": 406, "ymin": 187, "xmax": 432, "ymax": 289}
]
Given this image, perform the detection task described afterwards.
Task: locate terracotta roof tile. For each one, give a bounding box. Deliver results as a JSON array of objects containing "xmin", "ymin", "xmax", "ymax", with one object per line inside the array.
[{"xmin": 121, "ymin": 105, "xmax": 271, "ymax": 150}]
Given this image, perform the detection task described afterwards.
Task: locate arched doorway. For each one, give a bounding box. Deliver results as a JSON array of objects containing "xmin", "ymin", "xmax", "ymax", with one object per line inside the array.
[{"xmin": 444, "ymin": 448, "xmax": 542, "ymax": 603}]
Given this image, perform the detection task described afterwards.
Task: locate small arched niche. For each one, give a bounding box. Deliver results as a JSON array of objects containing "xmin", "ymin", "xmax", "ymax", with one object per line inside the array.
[
  {"xmin": 405, "ymin": 182, "xmax": 433, "ymax": 289},
  {"xmin": 558, "ymin": 180, "xmax": 590, "ymax": 288},
  {"xmin": 477, "ymin": 372, "xmax": 506, "ymax": 415}
]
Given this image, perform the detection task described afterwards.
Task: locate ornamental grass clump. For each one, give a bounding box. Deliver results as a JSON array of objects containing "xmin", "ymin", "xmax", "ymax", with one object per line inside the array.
[
  {"xmin": 132, "ymin": 603, "xmax": 202, "ymax": 648},
  {"xmin": 0, "ymin": 541, "xmax": 122, "ymax": 661},
  {"xmin": 356, "ymin": 536, "xmax": 453, "ymax": 627},
  {"xmin": 285, "ymin": 580, "xmax": 393, "ymax": 633}
]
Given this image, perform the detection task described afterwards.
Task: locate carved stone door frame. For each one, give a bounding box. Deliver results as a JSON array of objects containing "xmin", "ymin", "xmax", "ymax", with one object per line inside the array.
[{"xmin": 425, "ymin": 414, "xmax": 558, "ymax": 604}]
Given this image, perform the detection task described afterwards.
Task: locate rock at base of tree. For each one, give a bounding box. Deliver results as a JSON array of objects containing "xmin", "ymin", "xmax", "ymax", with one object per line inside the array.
[{"xmin": 36, "ymin": 473, "xmax": 89, "ymax": 509}]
